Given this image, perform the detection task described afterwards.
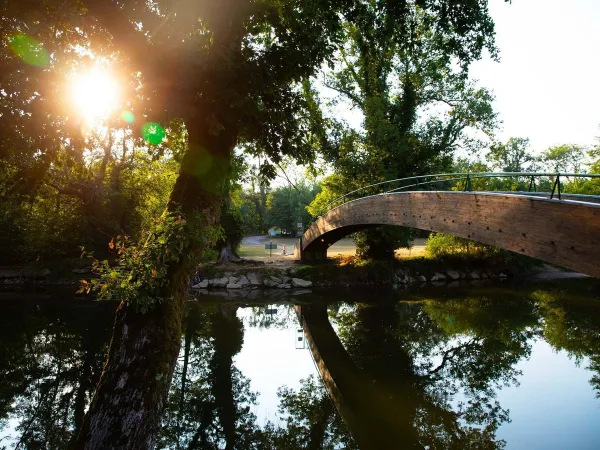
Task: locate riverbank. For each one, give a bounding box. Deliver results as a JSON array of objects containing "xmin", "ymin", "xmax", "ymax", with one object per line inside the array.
[
  {"xmin": 188, "ymin": 252, "xmax": 587, "ymax": 293},
  {"xmin": 0, "ymin": 251, "xmax": 588, "ymax": 291}
]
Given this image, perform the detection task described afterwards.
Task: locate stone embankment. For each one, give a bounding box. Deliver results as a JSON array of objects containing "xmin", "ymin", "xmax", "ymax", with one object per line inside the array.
[
  {"xmin": 190, "ymin": 265, "xmax": 513, "ymax": 292},
  {"xmin": 191, "ymin": 270, "xmax": 312, "ymax": 291}
]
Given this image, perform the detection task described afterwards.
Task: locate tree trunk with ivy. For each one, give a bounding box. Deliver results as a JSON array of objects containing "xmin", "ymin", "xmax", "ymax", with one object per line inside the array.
[{"xmin": 72, "ymin": 117, "xmax": 236, "ymax": 449}]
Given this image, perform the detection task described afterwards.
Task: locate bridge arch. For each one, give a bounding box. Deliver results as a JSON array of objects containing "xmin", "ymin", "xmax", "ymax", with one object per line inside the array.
[{"xmin": 299, "ymin": 191, "xmax": 600, "ymax": 278}]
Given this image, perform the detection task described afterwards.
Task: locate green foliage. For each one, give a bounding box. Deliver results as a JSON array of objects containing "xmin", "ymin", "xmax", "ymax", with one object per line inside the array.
[
  {"xmin": 540, "ymin": 144, "xmax": 587, "ymax": 173},
  {"xmin": 306, "ymin": 174, "xmax": 347, "ymax": 217},
  {"xmin": 487, "ymin": 137, "xmax": 536, "ymax": 172},
  {"xmin": 265, "ymin": 182, "xmax": 320, "ymax": 233},
  {"xmin": 355, "ymin": 227, "xmax": 413, "ymax": 260},
  {"xmin": 80, "ymin": 211, "xmax": 222, "ymax": 312},
  {"xmin": 426, "ymin": 232, "xmax": 496, "ymax": 259}
]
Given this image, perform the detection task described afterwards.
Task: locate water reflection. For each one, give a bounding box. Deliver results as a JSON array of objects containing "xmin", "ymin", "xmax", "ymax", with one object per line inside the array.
[{"xmin": 0, "ymin": 280, "xmax": 599, "ymax": 449}]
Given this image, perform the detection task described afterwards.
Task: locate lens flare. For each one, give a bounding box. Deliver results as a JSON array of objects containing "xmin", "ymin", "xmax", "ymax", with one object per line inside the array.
[
  {"xmin": 121, "ymin": 111, "xmax": 135, "ymax": 124},
  {"xmin": 141, "ymin": 122, "xmax": 165, "ymax": 145},
  {"xmin": 10, "ymin": 34, "xmax": 49, "ymax": 67},
  {"xmin": 70, "ymin": 68, "xmax": 119, "ymax": 123}
]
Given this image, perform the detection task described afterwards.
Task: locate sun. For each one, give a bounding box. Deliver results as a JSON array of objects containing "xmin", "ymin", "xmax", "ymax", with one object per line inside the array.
[{"xmin": 70, "ymin": 68, "xmax": 119, "ymax": 124}]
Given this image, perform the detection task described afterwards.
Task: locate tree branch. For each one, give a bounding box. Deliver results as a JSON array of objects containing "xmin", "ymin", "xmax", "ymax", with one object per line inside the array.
[{"xmin": 322, "ymin": 80, "xmax": 363, "ymax": 107}]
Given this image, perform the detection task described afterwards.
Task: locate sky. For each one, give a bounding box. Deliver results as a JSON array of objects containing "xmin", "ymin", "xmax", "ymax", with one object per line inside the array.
[{"xmin": 470, "ymin": 0, "xmax": 600, "ymax": 152}]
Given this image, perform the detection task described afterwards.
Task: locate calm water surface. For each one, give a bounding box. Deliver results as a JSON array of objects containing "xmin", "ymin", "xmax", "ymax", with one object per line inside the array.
[{"xmin": 1, "ymin": 279, "xmax": 599, "ymax": 449}]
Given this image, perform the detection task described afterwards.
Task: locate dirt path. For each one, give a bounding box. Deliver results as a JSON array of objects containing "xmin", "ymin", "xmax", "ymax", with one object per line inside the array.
[{"xmin": 238, "ymin": 235, "xmax": 427, "ymax": 260}]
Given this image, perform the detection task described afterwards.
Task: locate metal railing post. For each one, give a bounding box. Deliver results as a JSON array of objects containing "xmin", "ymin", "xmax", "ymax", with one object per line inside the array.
[
  {"xmin": 464, "ymin": 173, "xmax": 472, "ymax": 192},
  {"xmin": 551, "ymin": 173, "xmax": 561, "ymax": 199}
]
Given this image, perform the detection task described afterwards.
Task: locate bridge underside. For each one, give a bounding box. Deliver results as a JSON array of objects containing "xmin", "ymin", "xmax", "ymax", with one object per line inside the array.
[{"xmin": 300, "ymin": 192, "xmax": 600, "ymax": 278}]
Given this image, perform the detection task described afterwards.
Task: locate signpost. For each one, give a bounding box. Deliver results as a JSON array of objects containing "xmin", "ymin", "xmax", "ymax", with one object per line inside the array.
[{"xmin": 264, "ymin": 242, "xmax": 277, "ymax": 257}]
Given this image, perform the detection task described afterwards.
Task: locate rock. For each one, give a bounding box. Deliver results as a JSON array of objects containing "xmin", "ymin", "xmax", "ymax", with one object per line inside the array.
[
  {"xmin": 263, "ymin": 278, "xmax": 278, "ymax": 288},
  {"xmin": 446, "ymin": 270, "xmax": 460, "ymax": 280},
  {"xmin": 227, "ymin": 275, "xmax": 250, "ymax": 289},
  {"xmin": 269, "ymin": 275, "xmax": 282, "ymax": 284},
  {"xmin": 498, "ymin": 273, "xmax": 508, "ymax": 278},
  {"xmin": 469, "ymin": 271, "xmax": 480, "ymax": 279},
  {"xmin": 209, "ymin": 277, "xmax": 229, "ymax": 288},
  {"xmin": 247, "ymin": 272, "xmax": 262, "ymax": 286},
  {"xmin": 280, "ymin": 276, "xmax": 291, "ymax": 284},
  {"xmin": 292, "ymin": 278, "xmax": 312, "ymax": 288},
  {"xmin": 72, "ymin": 268, "xmax": 90, "ymax": 274},
  {"xmin": 480, "ymin": 272, "xmax": 488, "ymax": 279},
  {"xmin": 431, "ymin": 272, "xmax": 446, "ymax": 282},
  {"xmin": 277, "ymin": 283, "xmax": 292, "ymax": 289},
  {"xmin": 417, "ymin": 275, "xmax": 427, "ymax": 282},
  {"xmin": 192, "ymin": 279, "xmax": 209, "ymax": 289},
  {"xmin": 459, "ymin": 272, "xmax": 466, "ymax": 279}
]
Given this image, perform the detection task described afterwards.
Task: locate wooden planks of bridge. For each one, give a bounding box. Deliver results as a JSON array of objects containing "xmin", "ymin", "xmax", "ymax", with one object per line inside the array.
[{"xmin": 300, "ymin": 192, "xmax": 600, "ymax": 278}]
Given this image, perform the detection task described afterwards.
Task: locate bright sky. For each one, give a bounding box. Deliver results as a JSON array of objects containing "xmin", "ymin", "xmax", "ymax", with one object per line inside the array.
[{"xmin": 470, "ymin": 0, "xmax": 600, "ymax": 152}]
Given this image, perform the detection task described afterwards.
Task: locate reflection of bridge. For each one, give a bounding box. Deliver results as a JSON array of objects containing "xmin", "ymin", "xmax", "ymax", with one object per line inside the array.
[
  {"xmin": 297, "ymin": 173, "xmax": 600, "ymax": 277},
  {"xmin": 295, "ymin": 304, "xmax": 419, "ymax": 449}
]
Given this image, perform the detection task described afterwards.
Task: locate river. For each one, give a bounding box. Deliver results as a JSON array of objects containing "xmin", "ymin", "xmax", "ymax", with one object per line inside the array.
[{"xmin": 0, "ymin": 278, "xmax": 599, "ymax": 449}]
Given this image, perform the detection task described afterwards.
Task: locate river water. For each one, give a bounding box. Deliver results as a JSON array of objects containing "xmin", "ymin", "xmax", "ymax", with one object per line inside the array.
[{"xmin": 1, "ymin": 278, "xmax": 599, "ymax": 449}]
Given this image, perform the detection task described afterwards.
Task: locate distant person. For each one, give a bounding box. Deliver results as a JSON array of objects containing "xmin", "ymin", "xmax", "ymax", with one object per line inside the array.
[{"xmin": 282, "ymin": 244, "xmax": 287, "ymax": 256}]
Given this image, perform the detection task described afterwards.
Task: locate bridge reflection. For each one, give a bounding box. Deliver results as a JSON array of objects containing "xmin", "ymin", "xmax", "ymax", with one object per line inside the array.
[{"xmin": 295, "ymin": 304, "xmax": 419, "ymax": 449}]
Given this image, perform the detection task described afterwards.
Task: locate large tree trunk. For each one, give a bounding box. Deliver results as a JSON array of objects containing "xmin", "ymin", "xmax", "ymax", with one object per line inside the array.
[
  {"xmin": 218, "ymin": 245, "xmax": 242, "ymax": 263},
  {"xmin": 72, "ymin": 119, "xmax": 237, "ymax": 449}
]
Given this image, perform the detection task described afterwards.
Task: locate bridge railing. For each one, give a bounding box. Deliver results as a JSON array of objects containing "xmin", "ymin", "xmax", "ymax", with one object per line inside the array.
[{"xmin": 309, "ymin": 172, "xmax": 600, "ymax": 225}]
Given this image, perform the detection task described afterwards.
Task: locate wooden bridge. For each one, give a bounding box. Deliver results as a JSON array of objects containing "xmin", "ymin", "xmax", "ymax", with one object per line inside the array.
[{"xmin": 297, "ymin": 174, "xmax": 600, "ymax": 278}]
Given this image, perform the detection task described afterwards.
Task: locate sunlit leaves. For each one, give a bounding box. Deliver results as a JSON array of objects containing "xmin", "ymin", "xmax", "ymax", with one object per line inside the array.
[{"xmin": 81, "ymin": 211, "xmax": 223, "ymax": 313}]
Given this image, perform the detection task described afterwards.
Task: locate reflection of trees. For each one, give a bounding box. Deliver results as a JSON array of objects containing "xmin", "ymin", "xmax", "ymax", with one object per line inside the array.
[
  {"xmin": 266, "ymin": 376, "xmax": 357, "ymax": 450},
  {"xmin": 0, "ymin": 299, "xmax": 114, "ymax": 448},
  {"xmin": 535, "ymin": 288, "xmax": 600, "ymax": 397},
  {"xmin": 243, "ymin": 305, "xmax": 297, "ymax": 330},
  {"xmin": 158, "ymin": 303, "xmax": 268, "ymax": 449},
  {"xmin": 326, "ymin": 294, "xmax": 539, "ymax": 449},
  {"xmin": 4, "ymin": 285, "xmax": 600, "ymax": 449}
]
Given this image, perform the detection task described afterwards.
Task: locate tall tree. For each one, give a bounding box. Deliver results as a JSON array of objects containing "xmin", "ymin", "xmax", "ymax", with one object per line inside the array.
[{"xmin": 307, "ymin": 0, "xmax": 499, "ymax": 258}]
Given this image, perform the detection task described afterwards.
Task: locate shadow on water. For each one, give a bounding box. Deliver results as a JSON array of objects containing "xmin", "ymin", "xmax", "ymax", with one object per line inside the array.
[{"xmin": 0, "ymin": 279, "xmax": 599, "ymax": 449}]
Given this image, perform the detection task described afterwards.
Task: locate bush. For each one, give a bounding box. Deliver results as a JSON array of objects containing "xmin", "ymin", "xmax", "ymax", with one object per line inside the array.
[{"xmin": 425, "ymin": 233, "xmax": 496, "ymax": 258}]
